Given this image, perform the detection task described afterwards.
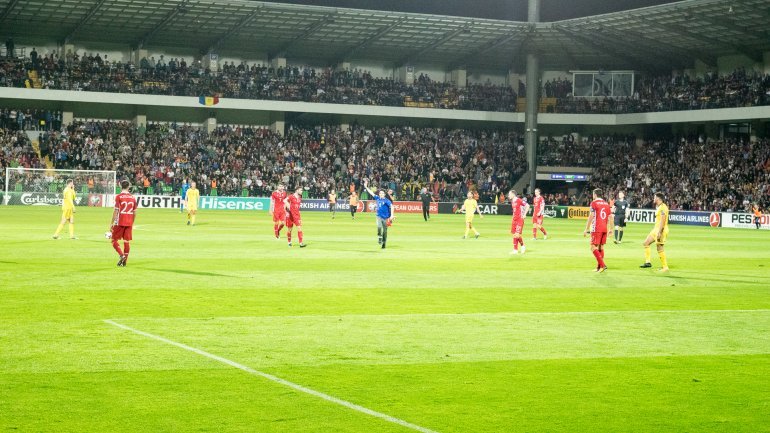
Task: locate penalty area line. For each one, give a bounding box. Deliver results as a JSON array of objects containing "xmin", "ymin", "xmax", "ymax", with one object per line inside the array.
[{"xmin": 103, "ymin": 319, "xmax": 440, "ymax": 433}]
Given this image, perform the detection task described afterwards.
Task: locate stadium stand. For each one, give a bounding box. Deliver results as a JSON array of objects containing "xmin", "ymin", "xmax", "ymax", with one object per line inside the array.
[
  {"xmin": 553, "ymin": 69, "xmax": 770, "ymax": 114},
  {"xmin": 5, "ymin": 120, "xmax": 525, "ymax": 201},
  {"xmin": 539, "ymin": 133, "xmax": 770, "ymax": 211},
  {"xmin": 0, "ymin": 54, "xmax": 517, "ymax": 112},
  {"xmin": 3, "ymin": 52, "xmax": 770, "ymax": 114},
  {"xmin": 3, "ymin": 113, "xmax": 766, "ymax": 212}
]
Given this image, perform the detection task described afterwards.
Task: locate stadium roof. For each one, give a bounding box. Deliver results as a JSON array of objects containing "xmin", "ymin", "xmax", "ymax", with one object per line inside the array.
[{"xmin": 1, "ymin": 0, "xmax": 768, "ymax": 72}]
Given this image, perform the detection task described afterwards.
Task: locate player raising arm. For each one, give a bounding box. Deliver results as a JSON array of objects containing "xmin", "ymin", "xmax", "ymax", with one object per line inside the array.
[
  {"xmin": 283, "ymin": 186, "xmax": 306, "ymax": 248},
  {"xmin": 364, "ymin": 179, "xmax": 395, "ymax": 249},
  {"xmin": 185, "ymin": 181, "xmax": 200, "ymax": 226},
  {"xmin": 110, "ymin": 180, "xmax": 137, "ymax": 267},
  {"xmin": 532, "ymin": 188, "xmax": 547, "ymax": 240},
  {"xmin": 53, "ymin": 179, "xmax": 77, "ymax": 240},
  {"xmin": 269, "ymin": 184, "xmax": 287, "ymax": 239},
  {"xmin": 583, "ymin": 188, "xmax": 612, "ymax": 272},
  {"xmin": 460, "ymin": 191, "xmax": 483, "ymax": 239},
  {"xmin": 752, "ymin": 203, "xmax": 762, "ymax": 229},
  {"xmin": 640, "ymin": 192, "xmax": 669, "ymax": 272}
]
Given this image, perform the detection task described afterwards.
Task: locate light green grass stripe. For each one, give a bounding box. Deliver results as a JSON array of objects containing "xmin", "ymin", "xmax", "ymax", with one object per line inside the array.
[
  {"xmin": 104, "ymin": 320, "xmax": 441, "ymax": 433},
  {"xmin": 120, "ymin": 309, "xmax": 770, "ymax": 367}
]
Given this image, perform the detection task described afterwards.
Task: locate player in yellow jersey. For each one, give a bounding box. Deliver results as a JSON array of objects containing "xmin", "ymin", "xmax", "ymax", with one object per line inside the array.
[
  {"xmin": 640, "ymin": 192, "xmax": 669, "ymax": 272},
  {"xmin": 348, "ymin": 190, "xmax": 359, "ymax": 220},
  {"xmin": 185, "ymin": 181, "xmax": 200, "ymax": 226},
  {"xmin": 459, "ymin": 191, "xmax": 483, "ymax": 239},
  {"xmin": 328, "ymin": 189, "xmax": 337, "ymax": 219},
  {"xmin": 53, "ymin": 179, "xmax": 77, "ymax": 239}
]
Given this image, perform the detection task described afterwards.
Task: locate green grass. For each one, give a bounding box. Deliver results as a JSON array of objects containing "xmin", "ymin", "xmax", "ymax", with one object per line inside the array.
[{"xmin": 1, "ymin": 206, "xmax": 769, "ymax": 432}]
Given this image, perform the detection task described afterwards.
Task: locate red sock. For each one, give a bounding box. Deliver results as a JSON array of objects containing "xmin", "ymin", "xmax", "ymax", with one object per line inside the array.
[
  {"xmin": 112, "ymin": 240, "xmax": 123, "ymax": 256},
  {"xmin": 600, "ymin": 249, "xmax": 605, "ymax": 259},
  {"xmin": 298, "ymin": 231, "xmax": 303, "ymax": 243},
  {"xmin": 123, "ymin": 242, "xmax": 130, "ymax": 256},
  {"xmin": 274, "ymin": 224, "xmax": 279, "ymax": 237},
  {"xmin": 592, "ymin": 249, "xmax": 605, "ymax": 267},
  {"xmin": 278, "ymin": 223, "xmax": 284, "ymax": 235},
  {"xmin": 532, "ymin": 228, "xmax": 537, "ymax": 238},
  {"xmin": 287, "ymin": 232, "xmax": 292, "ymax": 243},
  {"xmin": 519, "ymin": 238, "xmax": 525, "ymax": 247},
  {"xmin": 540, "ymin": 227, "xmax": 547, "ymax": 235}
]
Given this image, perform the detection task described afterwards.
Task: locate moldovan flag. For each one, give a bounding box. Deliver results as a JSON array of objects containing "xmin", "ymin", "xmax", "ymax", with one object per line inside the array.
[{"xmin": 199, "ymin": 96, "xmax": 220, "ymax": 106}]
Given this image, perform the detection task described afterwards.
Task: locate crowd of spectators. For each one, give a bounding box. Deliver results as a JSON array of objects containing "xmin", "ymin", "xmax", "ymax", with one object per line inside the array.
[
  {"xmin": 16, "ymin": 120, "xmax": 526, "ymax": 201},
  {"xmin": 3, "ymin": 112, "xmax": 767, "ymax": 211},
  {"xmin": 0, "ymin": 51, "xmax": 517, "ymax": 112},
  {"xmin": 536, "ymin": 132, "xmax": 768, "ymax": 211},
  {"xmin": 0, "ymin": 127, "xmax": 39, "ymax": 171},
  {"xmin": 4, "ymin": 49, "xmax": 770, "ymax": 114},
  {"xmin": 542, "ymin": 77, "xmax": 572, "ymax": 99},
  {"xmin": 553, "ymin": 68, "xmax": 770, "ymax": 113},
  {"xmin": 0, "ymin": 108, "xmax": 63, "ymax": 131}
]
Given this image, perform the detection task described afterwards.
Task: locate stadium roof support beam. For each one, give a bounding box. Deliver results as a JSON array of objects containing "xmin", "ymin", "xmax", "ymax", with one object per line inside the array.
[
  {"xmin": 0, "ymin": 0, "xmax": 20, "ymax": 23},
  {"xmin": 395, "ymin": 23, "xmax": 472, "ymax": 69},
  {"xmin": 447, "ymin": 28, "xmax": 526, "ymax": 70},
  {"xmin": 691, "ymin": 12, "xmax": 767, "ymax": 43},
  {"xmin": 599, "ymin": 27, "xmax": 709, "ymax": 68},
  {"xmin": 206, "ymin": 7, "xmax": 263, "ymax": 53},
  {"xmin": 270, "ymin": 13, "xmax": 336, "ymax": 58},
  {"xmin": 63, "ymin": 0, "xmax": 109, "ymax": 43},
  {"xmin": 637, "ymin": 16, "xmax": 763, "ymax": 64},
  {"xmin": 506, "ymin": 27, "xmax": 537, "ymax": 71},
  {"xmin": 135, "ymin": 0, "xmax": 191, "ymax": 49},
  {"xmin": 332, "ymin": 18, "xmax": 406, "ymax": 65},
  {"xmin": 555, "ymin": 26, "xmax": 660, "ymax": 71}
]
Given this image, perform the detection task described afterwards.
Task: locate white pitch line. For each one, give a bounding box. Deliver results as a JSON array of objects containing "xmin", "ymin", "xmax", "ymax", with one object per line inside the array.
[{"xmin": 103, "ymin": 319, "xmax": 440, "ymax": 433}]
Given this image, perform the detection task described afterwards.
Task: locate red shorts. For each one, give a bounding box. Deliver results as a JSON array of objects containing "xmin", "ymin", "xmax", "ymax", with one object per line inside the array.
[
  {"xmin": 286, "ymin": 213, "xmax": 302, "ymax": 228},
  {"xmin": 511, "ymin": 219, "xmax": 524, "ymax": 235},
  {"xmin": 591, "ymin": 231, "xmax": 608, "ymax": 246},
  {"xmin": 532, "ymin": 215, "xmax": 543, "ymax": 225},
  {"xmin": 112, "ymin": 225, "xmax": 133, "ymax": 241},
  {"xmin": 273, "ymin": 210, "xmax": 286, "ymax": 223}
]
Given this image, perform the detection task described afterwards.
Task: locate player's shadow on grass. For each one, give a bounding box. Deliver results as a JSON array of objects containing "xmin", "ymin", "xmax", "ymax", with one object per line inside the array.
[
  {"xmin": 660, "ymin": 274, "xmax": 767, "ymax": 285},
  {"xmin": 143, "ymin": 267, "xmax": 234, "ymax": 278}
]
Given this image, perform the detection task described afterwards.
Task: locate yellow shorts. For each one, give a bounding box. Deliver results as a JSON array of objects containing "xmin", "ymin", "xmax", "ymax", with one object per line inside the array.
[
  {"xmin": 61, "ymin": 208, "xmax": 73, "ymax": 219},
  {"xmin": 648, "ymin": 228, "xmax": 669, "ymax": 245}
]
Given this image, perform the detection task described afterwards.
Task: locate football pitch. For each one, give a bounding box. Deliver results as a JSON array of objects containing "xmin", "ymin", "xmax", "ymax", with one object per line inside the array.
[{"xmin": 1, "ymin": 206, "xmax": 769, "ymax": 432}]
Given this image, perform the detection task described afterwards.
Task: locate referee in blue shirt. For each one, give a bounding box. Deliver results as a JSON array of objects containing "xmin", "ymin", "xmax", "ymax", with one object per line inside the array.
[{"xmin": 364, "ymin": 179, "xmax": 395, "ymax": 249}]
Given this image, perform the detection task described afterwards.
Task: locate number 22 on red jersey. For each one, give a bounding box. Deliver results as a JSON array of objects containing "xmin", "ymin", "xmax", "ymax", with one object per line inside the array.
[{"xmin": 115, "ymin": 193, "xmax": 137, "ymax": 226}]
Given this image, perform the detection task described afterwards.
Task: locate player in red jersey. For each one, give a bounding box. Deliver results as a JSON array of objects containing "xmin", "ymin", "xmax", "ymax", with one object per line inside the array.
[
  {"xmin": 509, "ymin": 189, "xmax": 529, "ymax": 254},
  {"xmin": 269, "ymin": 184, "xmax": 288, "ymax": 239},
  {"xmin": 531, "ymin": 188, "xmax": 548, "ymax": 240},
  {"xmin": 283, "ymin": 186, "xmax": 306, "ymax": 248},
  {"xmin": 110, "ymin": 179, "xmax": 137, "ymax": 267},
  {"xmin": 583, "ymin": 188, "xmax": 612, "ymax": 273}
]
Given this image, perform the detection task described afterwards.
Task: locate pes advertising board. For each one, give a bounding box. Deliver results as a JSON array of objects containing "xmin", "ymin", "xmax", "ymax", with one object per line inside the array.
[{"xmin": 720, "ymin": 212, "xmax": 770, "ymax": 230}]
